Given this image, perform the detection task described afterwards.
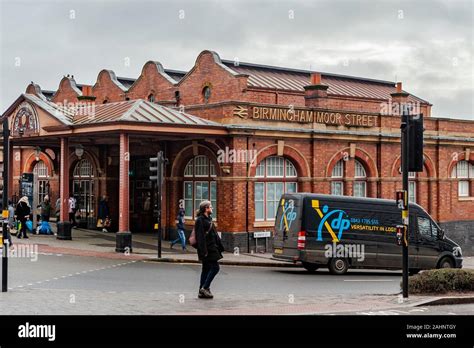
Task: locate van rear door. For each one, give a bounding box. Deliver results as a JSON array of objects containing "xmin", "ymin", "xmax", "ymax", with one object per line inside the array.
[{"xmin": 272, "ymin": 194, "xmax": 303, "ymax": 262}]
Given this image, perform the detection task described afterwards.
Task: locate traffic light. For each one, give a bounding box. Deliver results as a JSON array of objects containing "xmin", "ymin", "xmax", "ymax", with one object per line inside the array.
[
  {"xmin": 408, "ymin": 114, "xmax": 424, "ymax": 172},
  {"xmin": 149, "ymin": 156, "xmax": 159, "ymax": 182}
]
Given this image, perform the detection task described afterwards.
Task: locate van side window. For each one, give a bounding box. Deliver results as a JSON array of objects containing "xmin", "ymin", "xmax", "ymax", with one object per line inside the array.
[
  {"xmin": 418, "ymin": 216, "xmax": 434, "ymax": 239},
  {"xmin": 431, "ymin": 221, "xmax": 440, "ymax": 238}
]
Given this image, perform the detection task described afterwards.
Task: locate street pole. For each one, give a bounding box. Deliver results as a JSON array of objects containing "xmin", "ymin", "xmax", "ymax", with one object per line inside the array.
[
  {"xmin": 2, "ymin": 117, "xmax": 10, "ymax": 292},
  {"xmin": 155, "ymin": 151, "xmax": 165, "ymax": 259},
  {"xmin": 401, "ymin": 105, "xmax": 409, "ymax": 298}
]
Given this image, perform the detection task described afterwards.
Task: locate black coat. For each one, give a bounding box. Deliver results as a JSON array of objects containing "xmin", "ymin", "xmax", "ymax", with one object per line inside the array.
[
  {"xmin": 195, "ymin": 214, "xmax": 224, "ymax": 262},
  {"xmin": 15, "ymin": 202, "xmax": 31, "ymax": 221}
]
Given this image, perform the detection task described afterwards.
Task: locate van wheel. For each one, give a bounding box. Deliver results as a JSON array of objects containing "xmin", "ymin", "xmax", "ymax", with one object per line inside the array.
[
  {"xmin": 328, "ymin": 258, "xmax": 349, "ymax": 275},
  {"xmin": 409, "ymin": 269, "xmax": 420, "ymax": 276},
  {"xmin": 438, "ymin": 257, "xmax": 454, "ymax": 269},
  {"xmin": 302, "ymin": 262, "xmax": 318, "ymax": 272}
]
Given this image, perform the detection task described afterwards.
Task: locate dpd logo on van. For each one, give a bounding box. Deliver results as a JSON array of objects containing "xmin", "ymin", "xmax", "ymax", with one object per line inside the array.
[{"xmin": 312, "ymin": 200, "xmax": 351, "ymax": 242}]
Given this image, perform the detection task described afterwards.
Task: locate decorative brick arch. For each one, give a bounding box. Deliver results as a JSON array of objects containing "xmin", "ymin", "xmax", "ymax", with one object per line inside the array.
[
  {"xmin": 23, "ymin": 151, "xmax": 55, "ymax": 175},
  {"xmin": 326, "ymin": 147, "xmax": 378, "ymax": 178},
  {"xmin": 68, "ymin": 150, "xmax": 100, "ymax": 177},
  {"xmin": 390, "ymin": 153, "xmax": 437, "ymax": 178},
  {"xmin": 171, "ymin": 143, "xmax": 221, "ymax": 178},
  {"xmin": 447, "ymin": 151, "xmax": 474, "ymax": 178},
  {"xmin": 248, "ymin": 144, "xmax": 310, "ymax": 178}
]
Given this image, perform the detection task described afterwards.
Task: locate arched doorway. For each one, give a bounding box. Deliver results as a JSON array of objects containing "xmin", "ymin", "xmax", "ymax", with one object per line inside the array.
[
  {"xmin": 33, "ymin": 160, "xmax": 50, "ymax": 204},
  {"xmin": 72, "ymin": 159, "xmax": 96, "ymax": 228}
]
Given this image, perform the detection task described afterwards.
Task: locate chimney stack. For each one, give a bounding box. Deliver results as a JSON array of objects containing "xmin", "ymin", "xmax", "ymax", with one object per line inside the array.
[
  {"xmin": 304, "ymin": 72, "xmax": 328, "ymax": 108},
  {"xmin": 390, "ymin": 81, "xmax": 409, "ymax": 116}
]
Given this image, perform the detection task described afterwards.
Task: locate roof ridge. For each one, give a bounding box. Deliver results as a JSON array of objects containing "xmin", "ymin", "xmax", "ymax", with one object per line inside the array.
[
  {"xmin": 120, "ymin": 99, "xmax": 144, "ymax": 121},
  {"xmin": 221, "ymin": 59, "xmax": 396, "ymax": 85}
]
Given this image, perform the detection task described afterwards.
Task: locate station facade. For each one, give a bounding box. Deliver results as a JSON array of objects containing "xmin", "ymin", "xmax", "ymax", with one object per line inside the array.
[{"xmin": 1, "ymin": 50, "xmax": 473, "ymax": 254}]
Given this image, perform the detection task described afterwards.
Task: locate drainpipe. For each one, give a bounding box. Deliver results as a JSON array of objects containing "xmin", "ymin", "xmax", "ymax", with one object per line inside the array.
[{"xmin": 246, "ymin": 136, "xmax": 250, "ymax": 254}]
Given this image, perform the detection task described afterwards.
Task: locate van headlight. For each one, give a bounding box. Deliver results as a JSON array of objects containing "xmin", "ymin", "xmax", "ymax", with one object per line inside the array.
[{"xmin": 453, "ymin": 246, "xmax": 462, "ymax": 257}]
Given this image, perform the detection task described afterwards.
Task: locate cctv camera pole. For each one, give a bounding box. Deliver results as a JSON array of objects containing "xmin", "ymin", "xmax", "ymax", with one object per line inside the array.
[
  {"xmin": 2, "ymin": 117, "xmax": 10, "ymax": 292},
  {"xmin": 400, "ymin": 105, "xmax": 409, "ymax": 298}
]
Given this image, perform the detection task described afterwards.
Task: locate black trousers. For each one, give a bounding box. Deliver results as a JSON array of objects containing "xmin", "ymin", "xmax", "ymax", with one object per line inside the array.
[
  {"xmin": 69, "ymin": 213, "xmax": 76, "ymax": 226},
  {"xmin": 18, "ymin": 218, "xmax": 27, "ymax": 238},
  {"xmin": 200, "ymin": 260, "xmax": 220, "ymax": 290}
]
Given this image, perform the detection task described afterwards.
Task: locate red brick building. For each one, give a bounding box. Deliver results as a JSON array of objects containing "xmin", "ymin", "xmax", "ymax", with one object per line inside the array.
[{"xmin": 2, "ymin": 50, "xmax": 473, "ymax": 254}]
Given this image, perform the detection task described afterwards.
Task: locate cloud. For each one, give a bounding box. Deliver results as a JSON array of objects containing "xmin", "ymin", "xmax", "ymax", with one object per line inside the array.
[{"xmin": 0, "ymin": 0, "xmax": 472, "ymax": 119}]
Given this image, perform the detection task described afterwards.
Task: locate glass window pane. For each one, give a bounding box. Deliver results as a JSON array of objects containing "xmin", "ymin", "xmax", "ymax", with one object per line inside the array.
[
  {"xmin": 275, "ymin": 182, "xmax": 284, "ymax": 200},
  {"xmin": 210, "ymin": 181, "xmax": 217, "ymax": 219},
  {"xmin": 255, "ymin": 182, "xmax": 264, "ymax": 220},
  {"xmin": 286, "ymin": 182, "xmax": 297, "ymax": 193},
  {"xmin": 409, "ymin": 181, "xmax": 416, "ymax": 202},
  {"xmin": 267, "ymin": 156, "xmax": 284, "ymax": 177},
  {"xmin": 332, "ymin": 160, "xmax": 343, "ymax": 178},
  {"xmin": 456, "ymin": 161, "xmax": 468, "ymax": 178},
  {"xmin": 184, "ymin": 182, "xmax": 193, "ymax": 217},
  {"xmin": 210, "ymin": 162, "xmax": 216, "ymax": 177},
  {"xmin": 255, "ymin": 182, "xmax": 264, "ymax": 200},
  {"xmin": 184, "ymin": 159, "xmax": 193, "ymax": 177},
  {"xmin": 355, "ymin": 160, "xmax": 366, "ymax": 178},
  {"xmin": 256, "ymin": 161, "xmax": 265, "ymax": 177},
  {"xmin": 459, "ymin": 181, "xmax": 469, "ymax": 197},
  {"xmin": 195, "ymin": 156, "xmax": 209, "ymax": 176},
  {"xmin": 353, "ymin": 181, "xmax": 366, "ymax": 197},
  {"xmin": 331, "ymin": 181, "xmax": 343, "ymax": 195},
  {"xmin": 285, "ymin": 159, "xmax": 297, "ymax": 177}
]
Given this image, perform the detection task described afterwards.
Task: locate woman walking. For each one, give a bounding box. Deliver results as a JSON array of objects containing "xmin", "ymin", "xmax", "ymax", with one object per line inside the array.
[
  {"xmin": 16, "ymin": 196, "xmax": 31, "ymax": 239},
  {"xmin": 195, "ymin": 200, "xmax": 224, "ymax": 299}
]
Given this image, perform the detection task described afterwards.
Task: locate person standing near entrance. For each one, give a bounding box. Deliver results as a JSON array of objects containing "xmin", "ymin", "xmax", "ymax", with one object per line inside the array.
[
  {"xmin": 55, "ymin": 197, "xmax": 61, "ymax": 221},
  {"xmin": 39, "ymin": 195, "xmax": 51, "ymax": 222},
  {"xmin": 97, "ymin": 196, "xmax": 110, "ymax": 232},
  {"xmin": 195, "ymin": 200, "xmax": 224, "ymax": 299},
  {"xmin": 68, "ymin": 195, "xmax": 77, "ymax": 228},
  {"xmin": 170, "ymin": 207, "xmax": 186, "ymax": 251},
  {"xmin": 16, "ymin": 196, "xmax": 31, "ymax": 239}
]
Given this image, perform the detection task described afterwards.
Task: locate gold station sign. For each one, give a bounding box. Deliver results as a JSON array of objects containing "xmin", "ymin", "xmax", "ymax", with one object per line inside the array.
[{"xmin": 233, "ymin": 105, "xmax": 378, "ymax": 128}]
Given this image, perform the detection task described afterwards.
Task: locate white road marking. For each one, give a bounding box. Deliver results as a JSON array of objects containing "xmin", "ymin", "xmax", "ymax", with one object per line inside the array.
[{"xmin": 343, "ymin": 279, "xmax": 394, "ymax": 282}]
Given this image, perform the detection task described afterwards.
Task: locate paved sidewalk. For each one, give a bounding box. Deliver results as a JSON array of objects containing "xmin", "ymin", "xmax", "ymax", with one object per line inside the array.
[
  {"xmin": 8, "ymin": 224, "xmax": 296, "ymax": 266},
  {"xmin": 7, "ymin": 224, "xmax": 474, "ymax": 268}
]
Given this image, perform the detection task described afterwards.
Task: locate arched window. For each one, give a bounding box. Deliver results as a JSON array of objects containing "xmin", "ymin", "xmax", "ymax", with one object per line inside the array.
[
  {"xmin": 202, "ymin": 86, "xmax": 211, "ymax": 104},
  {"xmin": 183, "ymin": 155, "xmax": 217, "ymax": 219},
  {"xmin": 451, "ymin": 160, "xmax": 474, "ymax": 197},
  {"xmin": 331, "ymin": 159, "xmax": 369, "ymax": 197},
  {"xmin": 331, "ymin": 159, "xmax": 344, "ymax": 195},
  {"xmin": 254, "ymin": 156, "xmax": 297, "ymax": 221},
  {"xmin": 148, "ymin": 94, "xmax": 155, "ymax": 103},
  {"xmin": 33, "ymin": 160, "xmax": 48, "ymax": 178},
  {"xmin": 33, "ymin": 160, "xmax": 49, "ymax": 204},
  {"xmin": 353, "ymin": 160, "xmax": 367, "ymax": 198},
  {"xmin": 73, "ymin": 159, "xmax": 94, "ymax": 178}
]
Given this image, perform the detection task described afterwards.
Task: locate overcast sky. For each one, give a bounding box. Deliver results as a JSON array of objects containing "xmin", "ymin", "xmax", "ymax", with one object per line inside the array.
[{"xmin": 1, "ymin": 0, "xmax": 472, "ymax": 119}]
